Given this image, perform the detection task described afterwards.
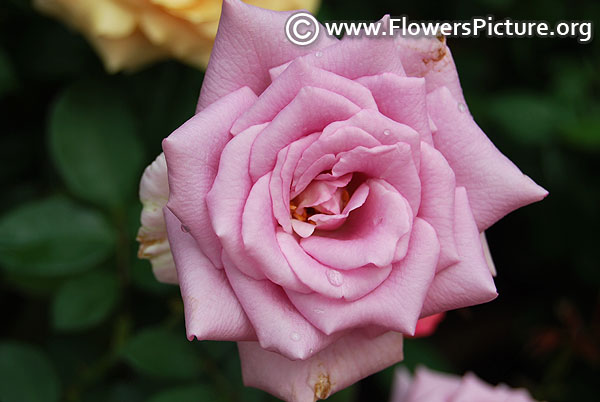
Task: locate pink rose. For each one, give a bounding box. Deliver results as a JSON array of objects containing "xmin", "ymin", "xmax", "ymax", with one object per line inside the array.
[
  {"xmin": 412, "ymin": 313, "xmax": 445, "ymax": 338},
  {"xmin": 391, "ymin": 367, "xmax": 539, "ymax": 402},
  {"xmin": 138, "ymin": 0, "xmax": 547, "ymax": 400}
]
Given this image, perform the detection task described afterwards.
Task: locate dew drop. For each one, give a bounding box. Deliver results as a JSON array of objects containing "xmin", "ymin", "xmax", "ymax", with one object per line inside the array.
[
  {"xmin": 181, "ymin": 224, "xmax": 190, "ymax": 233},
  {"xmin": 309, "ymin": 348, "xmax": 314, "ymax": 354},
  {"xmin": 383, "ymin": 129, "xmax": 391, "ymax": 136},
  {"xmin": 313, "ymin": 308, "xmax": 325, "ymax": 314},
  {"xmin": 326, "ymin": 270, "xmax": 344, "ymax": 287},
  {"xmin": 315, "ymin": 51, "xmax": 323, "ymax": 58},
  {"xmin": 290, "ymin": 332, "xmax": 301, "ymax": 341},
  {"xmin": 372, "ymin": 217, "xmax": 384, "ymax": 226},
  {"xmin": 457, "ymin": 103, "xmax": 466, "ymax": 113}
]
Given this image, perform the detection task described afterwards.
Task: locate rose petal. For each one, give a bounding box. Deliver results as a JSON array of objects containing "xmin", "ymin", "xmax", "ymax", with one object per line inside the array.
[
  {"xmin": 165, "ymin": 209, "xmax": 255, "ymax": 341},
  {"xmin": 300, "ymin": 179, "xmax": 412, "ymax": 269},
  {"xmin": 137, "ymin": 152, "xmax": 178, "ymax": 284},
  {"xmin": 291, "ymin": 220, "xmax": 317, "ymax": 238},
  {"xmin": 206, "ymin": 123, "xmax": 267, "ymax": 280},
  {"xmin": 399, "ymin": 366, "xmax": 462, "ymax": 402},
  {"xmin": 357, "ymin": 74, "xmax": 433, "ymax": 145},
  {"xmin": 277, "ymin": 229, "xmax": 393, "ymax": 300},
  {"xmin": 308, "ymin": 182, "xmax": 369, "ymax": 231},
  {"xmin": 427, "ymin": 87, "xmax": 548, "ymax": 230},
  {"xmin": 197, "ymin": 0, "xmax": 337, "ymax": 111},
  {"xmin": 231, "ymin": 59, "xmax": 377, "ymax": 135},
  {"xmin": 288, "ymin": 218, "xmax": 439, "ymax": 335},
  {"xmin": 417, "ymin": 142, "xmax": 460, "ymax": 271},
  {"xmin": 452, "ymin": 373, "xmax": 536, "ymax": 402},
  {"xmin": 222, "ymin": 252, "xmax": 340, "ymax": 361},
  {"xmin": 296, "ymin": 109, "xmax": 421, "ymax": 176},
  {"xmin": 292, "ymin": 126, "xmax": 381, "ymax": 195},
  {"xmin": 164, "ymin": 86, "xmax": 257, "ymax": 270},
  {"xmin": 249, "ymin": 86, "xmax": 361, "ymax": 181},
  {"xmin": 396, "ymin": 35, "xmax": 466, "ymax": 105},
  {"xmin": 331, "ymin": 144, "xmax": 421, "ymax": 215},
  {"xmin": 302, "ymin": 35, "xmax": 406, "ymax": 79},
  {"xmin": 238, "ymin": 330, "xmax": 404, "ymax": 402},
  {"xmin": 295, "ymin": 180, "xmax": 339, "ymax": 214},
  {"xmin": 242, "ymin": 173, "xmax": 311, "ymax": 293},
  {"xmin": 421, "ymin": 187, "xmax": 498, "ymax": 316},
  {"xmin": 271, "ymin": 133, "xmax": 320, "ymax": 233},
  {"xmin": 412, "ymin": 313, "xmax": 445, "ymax": 338},
  {"xmin": 480, "ymin": 232, "xmax": 497, "ymax": 276},
  {"xmin": 292, "ymin": 154, "xmax": 338, "ymax": 200}
]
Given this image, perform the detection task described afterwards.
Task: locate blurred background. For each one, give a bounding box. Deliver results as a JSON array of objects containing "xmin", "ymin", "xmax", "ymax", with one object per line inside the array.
[{"xmin": 0, "ymin": 0, "xmax": 598, "ymax": 401}]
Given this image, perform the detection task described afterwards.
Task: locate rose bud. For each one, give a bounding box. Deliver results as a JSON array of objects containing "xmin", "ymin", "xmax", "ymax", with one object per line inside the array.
[{"xmin": 391, "ymin": 366, "xmax": 539, "ymax": 402}]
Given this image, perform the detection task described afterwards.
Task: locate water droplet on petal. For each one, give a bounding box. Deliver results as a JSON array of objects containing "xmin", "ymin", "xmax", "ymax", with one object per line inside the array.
[
  {"xmin": 372, "ymin": 217, "xmax": 384, "ymax": 226},
  {"xmin": 383, "ymin": 129, "xmax": 391, "ymax": 136},
  {"xmin": 290, "ymin": 332, "xmax": 301, "ymax": 341},
  {"xmin": 181, "ymin": 224, "xmax": 190, "ymax": 233},
  {"xmin": 458, "ymin": 103, "xmax": 466, "ymax": 113},
  {"xmin": 315, "ymin": 51, "xmax": 323, "ymax": 58},
  {"xmin": 309, "ymin": 348, "xmax": 314, "ymax": 354},
  {"xmin": 326, "ymin": 270, "xmax": 343, "ymax": 287},
  {"xmin": 314, "ymin": 308, "xmax": 325, "ymax": 314}
]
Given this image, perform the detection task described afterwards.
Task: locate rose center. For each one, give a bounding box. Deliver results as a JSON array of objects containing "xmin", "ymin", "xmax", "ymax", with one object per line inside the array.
[{"xmin": 290, "ymin": 187, "xmax": 350, "ymax": 224}]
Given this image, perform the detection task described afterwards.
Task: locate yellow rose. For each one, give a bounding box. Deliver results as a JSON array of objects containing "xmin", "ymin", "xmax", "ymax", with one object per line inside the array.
[{"xmin": 34, "ymin": 0, "xmax": 320, "ymax": 72}]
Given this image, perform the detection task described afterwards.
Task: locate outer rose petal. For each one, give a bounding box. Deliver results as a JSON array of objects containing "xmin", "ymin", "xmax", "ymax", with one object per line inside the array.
[
  {"xmin": 452, "ymin": 374, "xmax": 538, "ymax": 402},
  {"xmin": 206, "ymin": 123, "xmax": 268, "ymax": 280},
  {"xmin": 417, "ymin": 142, "xmax": 460, "ymax": 271},
  {"xmin": 163, "ymin": 86, "xmax": 257, "ymax": 269},
  {"xmin": 164, "ymin": 209, "xmax": 255, "ymax": 341},
  {"xmin": 391, "ymin": 367, "xmax": 539, "ymax": 402},
  {"xmin": 222, "ymin": 252, "xmax": 338, "ymax": 360},
  {"xmin": 427, "ymin": 87, "xmax": 548, "ymax": 230},
  {"xmin": 197, "ymin": 0, "xmax": 337, "ymax": 111},
  {"xmin": 302, "ymin": 34, "xmax": 406, "ymax": 79},
  {"xmin": 395, "ymin": 35, "xmax": 466, "ymax": 105},
  {"xmin": 137, "ymin": 152, "xmax": 177, "ymax": 283},
  {"xmin": 480, "ymin": 232, "xmax": 497, "ymax": 276},
  {"xmin": 421, "ymin": 187, "xmax": 497, "ymax": 316},
  {"xmin": 411, "ymin": 313, "xmax": 445, "ymax": 338},
  {"xmin": 239, "ymin": 330, "xmax": 404, "ymax": 402}
]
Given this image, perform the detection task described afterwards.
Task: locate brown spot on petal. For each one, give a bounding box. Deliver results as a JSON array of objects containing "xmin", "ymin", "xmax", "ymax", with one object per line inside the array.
[
  {"xmin": 422, "ymin": 45, "xmax": 446, "ymax": 64},
  {"xmin": 136, "ymin": 235, "xmax": 163, "ymax": 259},
  {"xmin": 314, "ymin": 373, "xmax": 332, "ymax": 400}
]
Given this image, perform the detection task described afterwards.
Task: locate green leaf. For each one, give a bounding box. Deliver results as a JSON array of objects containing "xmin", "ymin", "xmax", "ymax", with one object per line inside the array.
[
  {"xmin": 49, "ymin": 81, "xmax": 144, "ymax": 208},
  {"xmin": 52, "ymin": 270, "xmax": 119, "ymax": 331},
  {"xmin": 82, "ymin": 382, "xmax": 144, "ymax": 402},
  {"xmin": 486, "ymin": 92, "xmax": 563, "ymax": 145},
  {"xmin": 327, "ymin": 385, "xmax": 357, "ymax": 402},
  {"xmin": 131, "ymin": 258, "xmax": 174, "ymax": 295},
  {"xmin": 401, "ymin": 339, "xmax": 452, "ymax": 373},
  {"xmin": 0, "ymin": 47, "xmax": 17, "ymax": 97},
  {"xmin": 0, "ymin": 196, "xmax": 115, "ymax": 276},
  {"xmin": 122, "ymin": 327, "xmax": 203, "ymax": 380},
  {"xmin": 147, "ymin": 385, "xmax": 221, "ymax": 402},
  {"xmin": 561, "ymin": 117, "xmax": 600, "ymax": 150},
  {"xmin": 0, "ymin": 342, "xmax": 61, "ymax": 402}
]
